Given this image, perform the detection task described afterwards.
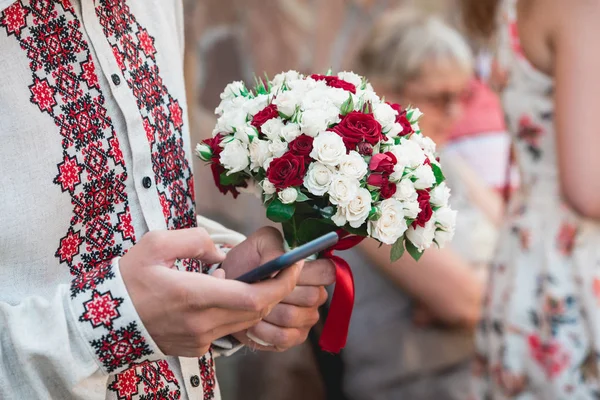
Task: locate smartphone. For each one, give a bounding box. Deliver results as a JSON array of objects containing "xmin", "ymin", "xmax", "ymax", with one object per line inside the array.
[{"xmin": 235, "ymin": 231, "xmax": 339, "ymax": 283}]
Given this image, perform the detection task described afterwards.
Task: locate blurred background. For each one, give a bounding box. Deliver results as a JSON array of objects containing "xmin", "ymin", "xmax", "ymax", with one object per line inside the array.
[{"xmin": 182, "ymin": 1, "xmax": 511, "ymax": 399}]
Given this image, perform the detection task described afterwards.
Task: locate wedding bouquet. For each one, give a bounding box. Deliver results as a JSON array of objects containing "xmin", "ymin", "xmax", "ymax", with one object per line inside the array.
[{"xmin": 196, "ymin": 70, "xmax": 456, "ymax": 352}]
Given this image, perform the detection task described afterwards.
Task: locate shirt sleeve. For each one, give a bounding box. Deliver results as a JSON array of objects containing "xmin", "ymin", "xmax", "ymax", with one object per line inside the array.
[
  {"xmin": 196, "ymin": 215, "xmax": 246, "ymax": 357},
  {"xmin": 0, "ymin": 257, "xmax": 164, "ymax": 398}
]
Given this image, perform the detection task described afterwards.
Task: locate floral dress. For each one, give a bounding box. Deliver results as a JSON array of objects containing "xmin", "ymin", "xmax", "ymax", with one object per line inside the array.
[{"xmin": 473, "ymin": 1, "xmax": 600, "ymax": 398}]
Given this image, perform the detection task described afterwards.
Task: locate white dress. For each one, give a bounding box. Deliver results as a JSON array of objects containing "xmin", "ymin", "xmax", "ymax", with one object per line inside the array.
[{"xmin": 474, "ymin": 1, "xmax": 600, "ymax": 398}]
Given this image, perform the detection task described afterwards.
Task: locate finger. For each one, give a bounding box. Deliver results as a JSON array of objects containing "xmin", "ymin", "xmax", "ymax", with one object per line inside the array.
[
  {"xmin": 253, "ymin": 226, "xmax": 286, "ymax": 263},
  {"xmin": 297, "ymin": 259, "xmax": 336, "ymax": 286},
  {"xmin": 246, "ymin": 321, "xmax": 305, "ymax": 351},
  {"xmin": 185, "ymin": 261, "xmax": 303, "ymax": 312},
  {"xmin": 140, "ymin": 228, "xmax": 226, "ymax": 266},
  {"xmin": 262, "ymin": 303, "xmax": 320, "ymax": 329},
  {"xmin": 281, "ymin": 286, "xmax": 327, "ymax": 307},
  {"xmin": 211, "ymin": 268, "xmax": 226, "ymax": 279}
]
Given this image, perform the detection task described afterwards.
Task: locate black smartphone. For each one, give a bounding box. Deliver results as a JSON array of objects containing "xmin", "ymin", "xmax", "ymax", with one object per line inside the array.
[{"xmin": 235, "ymin": 231, "xmax": 339, "ymax": 283}]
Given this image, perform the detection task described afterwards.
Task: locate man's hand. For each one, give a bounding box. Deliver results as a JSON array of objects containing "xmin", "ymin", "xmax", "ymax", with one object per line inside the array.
[
  {"xmin": 120, "ymin": 228, "xmax": 302, "ymax": 357},
  {"xmin": 221, "ymin": 227, "xmax": 336, "ymax": 351}
]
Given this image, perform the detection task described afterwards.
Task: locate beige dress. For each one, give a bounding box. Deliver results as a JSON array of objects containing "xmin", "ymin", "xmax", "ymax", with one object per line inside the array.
[{"xmin": 474, "ymin": 1, "xmax": 600, "ymax": 398}]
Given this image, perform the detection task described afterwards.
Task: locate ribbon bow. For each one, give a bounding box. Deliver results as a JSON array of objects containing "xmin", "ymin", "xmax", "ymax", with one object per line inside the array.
[{"xmin": 318, "ymin": 230, "xmax": 365, "ymax": 353}]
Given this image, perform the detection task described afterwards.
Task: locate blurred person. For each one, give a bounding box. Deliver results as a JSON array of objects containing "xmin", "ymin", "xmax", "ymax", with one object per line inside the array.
[
  {"xmin": 338, "ymin": 9, "xmax": 505, "ymax": 400},
  {"xmin": 0, "ymin": 1, "xmax": 336, "ymax": 399},
  {"xmin": 462, "ymin": 0, "xmax": 600, "ymax": 398}
]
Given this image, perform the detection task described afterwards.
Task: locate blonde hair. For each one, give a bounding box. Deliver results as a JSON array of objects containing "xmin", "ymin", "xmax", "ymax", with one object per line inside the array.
[{"xmin": 358, "ymin": 9, "xmax": 473, "ymax": 89}]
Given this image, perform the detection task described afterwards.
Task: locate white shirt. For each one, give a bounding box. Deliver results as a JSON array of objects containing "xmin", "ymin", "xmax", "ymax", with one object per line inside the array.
[{"xmin": 0, "ymin": 1, "xmax": 243, "ymax": 398}]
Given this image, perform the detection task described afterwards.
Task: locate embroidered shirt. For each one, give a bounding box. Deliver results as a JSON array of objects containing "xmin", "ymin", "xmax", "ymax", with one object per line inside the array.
[{"xmin": 0, "ymin": 1, "xmax": 243, "ymax": 398}]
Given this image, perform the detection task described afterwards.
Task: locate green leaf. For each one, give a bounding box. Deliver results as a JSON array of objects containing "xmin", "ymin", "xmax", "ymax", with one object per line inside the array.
[
  {"xmin": 431, "ymin": 163, "xmax": 446, "ymax": 185},
  {"xmin": 390, "ymin": 239, "xmax": 405, "ymax": 262},
  {"xmin": 344, "ymin": 224, "xmax": 368, "ymax": 237},
  {"xmin": 325, "ymin": 68, "xmax": 333, "ymax": 76},
  {"xmin": 405, "ymin": 240, "xmax": 423, "ymax": 262},
  {"xmin": 266, "ymin": 199, "xmax": 295, "ymax": 223},
  {"xmin": 219, "ymin": 172, "xmax": 246, "ymax": 186},
  {"xmin": 295, "ymin": 191, "xmax": 310, "ymax": 202},
  {"xmin": 297, "ymin": 218, "xmax": 337, "ymax": 245},
  {"xmin": 368, "ymin": 206, "xmax": 381, "ymax": 221},
  {"xmin": 319, "ymin": 206, "xmax": 335, "ymax": 219},
  {"xmin": 340, "ymin": 93, "xmax": 354, "ymax": 116}
]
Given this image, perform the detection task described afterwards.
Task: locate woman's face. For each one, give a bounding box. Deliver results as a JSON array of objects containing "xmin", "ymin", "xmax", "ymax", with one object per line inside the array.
[{"xmin": 393, "ymin": 60, "xmax": 472, "ymax": 145}]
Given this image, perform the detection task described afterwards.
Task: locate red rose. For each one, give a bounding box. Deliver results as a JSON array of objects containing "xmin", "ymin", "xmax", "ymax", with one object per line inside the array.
[
  {"xmin": 310, "ymin": 74, "xmax": 356, "ymax": 94},
  {"xmin": 333, "ymin": 111, "xmax": 383, "ymax": 151},
  {"xmin": 387, "ymin": 102, "xmax": 413, "ymax": 136},
  {"xmin": 288, "ymin": 134, "xmax": 314, "ymax": 159},
  {"xmin": 210, "ymin": 163, "xmax": 246, "ymax": 199},
  {"xmin": 266, "ymin": 152, "xmax": 306, "ymax": 189},
  {"xmin": 413, "ymin": 189, "xmax": 433, "ymax": 227},
  {"xmin": 251, "ymin": 104, "xmax": 279, "ymax": 135},
  {"xmin": 369, "ymin": 152, "xmax": 397, "ymax": 174},
  {"xmin": 357, "ymin": 142, "xmax": 373, "ymax": 156},
  {"xmin": 366, "ymin": 174, "xmax": 397, "ymax": 199},
  {"xmin": 203, "ymin": 134, "xmax": 224, "ymax": 159}
]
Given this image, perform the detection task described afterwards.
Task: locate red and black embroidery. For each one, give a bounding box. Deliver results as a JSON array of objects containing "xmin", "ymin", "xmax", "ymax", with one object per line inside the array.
[
  {"xmin": 95, "ymin": 0, "xmax": 196, "ymax": 234},
  {"xmin": 91, "ymin": 322, "xmax": 152, "ymax": 373},
  {"xmin": 0, "ymin": 0, "xmax": 166, "ymax": 388},
  {"xmin": 199, "ymin": 350, "xmax": 216, "ymax": 400},
  {"xmin": 108, "ymin": 360, "xmax": 181, "ymax": 400},
  {"xmin": 80, "ymin": 289, "xmax": 124, "ymax": 330}
]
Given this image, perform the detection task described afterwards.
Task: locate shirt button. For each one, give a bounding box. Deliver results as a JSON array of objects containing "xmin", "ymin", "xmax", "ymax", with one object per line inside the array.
[
  {"xmin": 190, "ymin": 375, "xmax": 200, "ymax": 388},
  {"xmin": 111, "ymin": 74, "xmax": 121, "ymax": 86},
  {"xmin": 142, "ymin": 176, "xmax": 152, "ymax": 189}
]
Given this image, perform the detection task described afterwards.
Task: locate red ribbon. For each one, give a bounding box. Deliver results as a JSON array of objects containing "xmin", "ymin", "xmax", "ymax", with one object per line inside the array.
[{"xmin": 319, "ymin": 230, "xmax": 365, "ymax": 353}]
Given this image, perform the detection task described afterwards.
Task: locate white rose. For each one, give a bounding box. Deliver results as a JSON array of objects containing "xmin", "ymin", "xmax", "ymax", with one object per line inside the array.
[
  {"xmin": 343, "ymin": 188, "xmax": 372, "ymax": 228},
  {"xmin": 331, "ymin": 206, "xmax": 347, "ymax": 227},
  {"xmin": 220, "ymin": 81, "xmax": 246, "ymax": 100},
  {"xmin": 303, "ymin": 162, "xmax": 335, "ymax": 196},
  {"xmin": 278, "ymin": 188, "xmax": 298, "ymax": 204},
  {"xmin": 280, "ymin": 123, "xmax": 301, "ymax": 142},
  {"xmin": 213, "ymin": 109, "xmax": 247, "ymax": 135},
  {"xmin": 272, "ymin": 70, "xmax": 303, "ymax": 88},
  {"xmin": 394, "ymin": 178, "xmax": 418, "ymax": 202},
  {"xmin": 195, "ymin": 143, "xmax": 212, "ymax": 162},
  {"xmin": 261, "ymin": 179, "xmax": 276, "ymax": 195},
  {"xmin": 408, "ymin": 107, "xmax": 423, "ymax": 123},
  {"xmin": 261, "ymin": 118, "xmax": 285, "ymax": 141},
  {"xmin": 234, "ymin": 125, "xmax": 257, "ymax": 145},
  {"xmin": 249, "ymin": 139, "xmax": 272, "ymax": 171},
  {"xmin": 310, "ymin": 131, "xmax": 346, "ymax": 166},
  {"xmin": 328, "ymin": 174, "xmax": 360, "ymax": 206},
  {"xmin": 402, "ymin": 200, "xmax": 421, "ymax": 219},
  {"xmin": 410, "ymin": 133, "xmax": 437, "ymax": 154},
  {"xmin": 406, "ymin": 219, "xmax": 436, "ymax": 251},
  {"xmin": 430, "ymin": 182, "xmax": 451, "ymax": 207},
  {"xmin": 357, "ymin": 90, "xmax": 381, "ymax": 107},
  {"xmin": 368, "ymin": 199, "xmax": 408, "ymax": 245},
  {"xmin": 434, "ymin": 229, "xmax": 454, "ymax": 248},
  {"xmin": 337, "ymin": 71, "xmax": 363, "ymax": 88},
  {"xmin": 215, "ymin": 96, "xmax": 246, "ymax": 116},
  {"xmin": 263, "ymin": 157, "xmax": 275, "ymax": 171},
  {"xmin": 339, "ymin": 151, "xmax": 368, "ymax": 180},
  {"xmin": 326, "ymin": 87, "xmax": 356, "ymax": 108},
  {"xmin": 220, "ymin": 138, "xmax": 249, "ymax": 174},
  {"xmin": 386, "ymin": 123, "xmax": 403, "ymax": 139},
  {"xmin": 268, "ymin": 139, "xmax": 289, "ymax": 158},
  {"xmin": 434, "ymin": 206, "xmax": 457, "ymax": 231},
  {"xmin": 300, "ymin": 107, "xmax": 341, "ymax": 137},
  {"xmin": 243, "ymin": 94, "xmax": 271, "ymax": 116},
  {"xmin": 273, "ymin": 90, "xmax": 300, "ymax": 117},
  {"xmin": 411, "ymin": 164, "xmax": 436, "ymax": 190},
  {"xmin": 373, "ymin": 102, "xmax": 398, "ymax": 134},
  {"xmin": 389, "ymin": 140, "xmax": 426, "ymax": 169}
]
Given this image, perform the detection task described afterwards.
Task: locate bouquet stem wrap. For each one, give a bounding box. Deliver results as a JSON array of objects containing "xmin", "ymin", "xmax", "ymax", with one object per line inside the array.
[{"xmin": 319, "ymin": 230, "xmax": 365, "ymax": 353}]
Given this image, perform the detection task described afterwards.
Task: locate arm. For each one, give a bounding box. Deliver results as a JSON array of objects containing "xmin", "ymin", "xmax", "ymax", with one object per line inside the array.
[
  {"xmin": 550, "ymin": 0, "xmax": 600, "ymax": 219},
  {"xmin": 359, "ymin": 239, "xmax": 483, "ymax": 329},
  {"xmin": 0, "ymin": 259, "xmax": 164, "ymax": 398}
]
